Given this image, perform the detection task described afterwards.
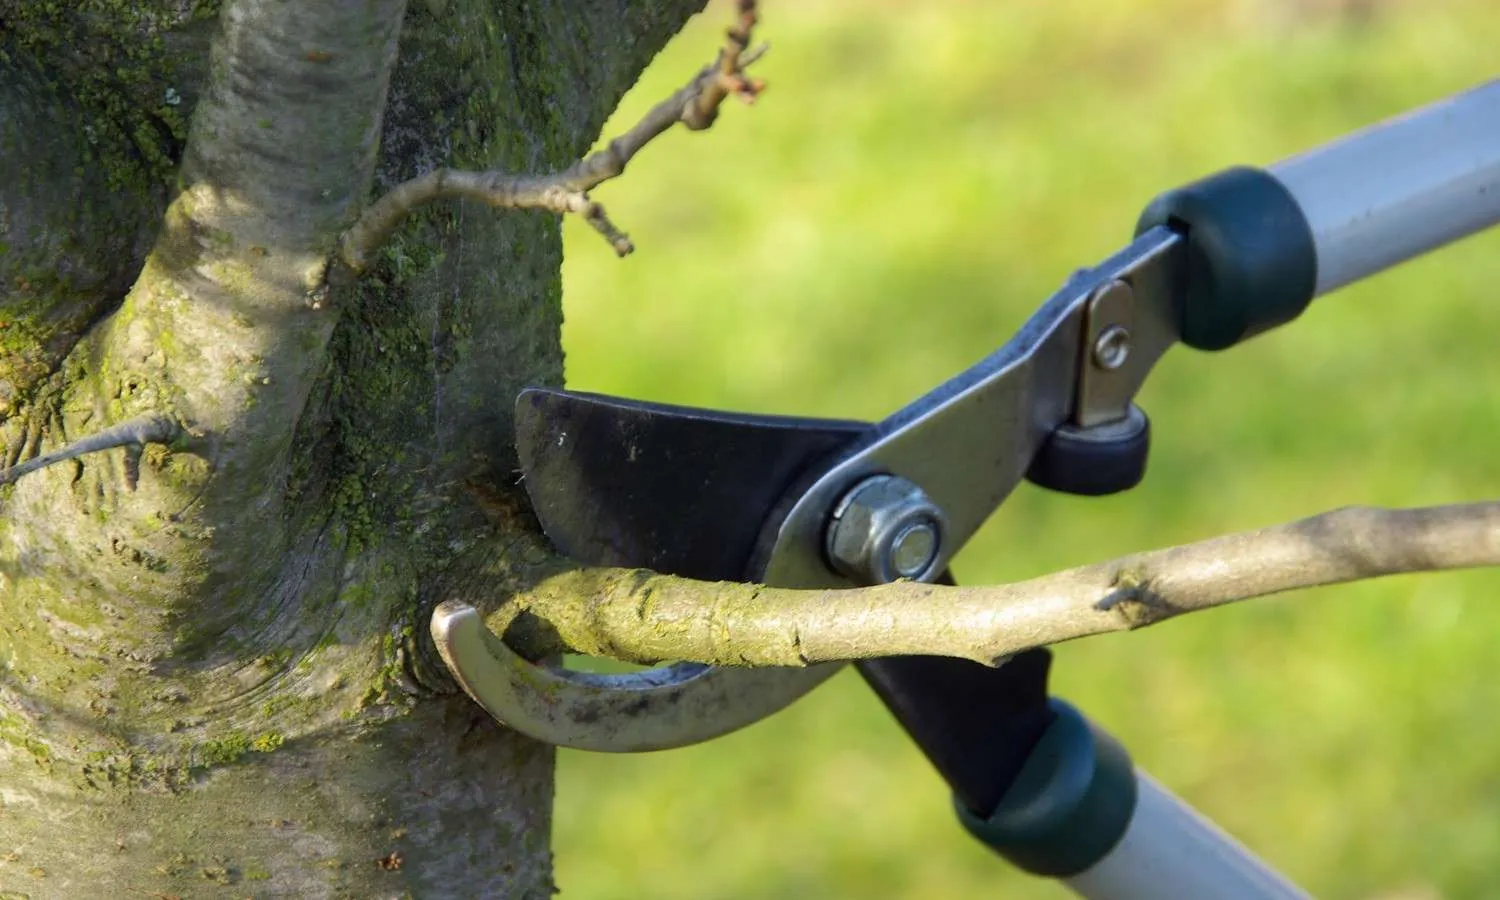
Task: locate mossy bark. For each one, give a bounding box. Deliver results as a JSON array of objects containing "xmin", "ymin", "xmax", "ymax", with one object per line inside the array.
[{"xmin": 0, "ymin": 0, "xmax": 705, "ymax": 895}]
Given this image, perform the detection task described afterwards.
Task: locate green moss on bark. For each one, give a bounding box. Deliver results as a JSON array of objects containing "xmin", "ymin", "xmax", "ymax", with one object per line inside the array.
[{"xmin": 0, "ymin": 0, "xmax": 220, "ymax": 192}]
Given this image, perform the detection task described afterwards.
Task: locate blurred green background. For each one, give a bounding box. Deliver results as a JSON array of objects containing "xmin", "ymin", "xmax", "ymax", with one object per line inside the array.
[{"xmin": 553, "ymin": 1, "xmax": 1500, "ymax": 897}]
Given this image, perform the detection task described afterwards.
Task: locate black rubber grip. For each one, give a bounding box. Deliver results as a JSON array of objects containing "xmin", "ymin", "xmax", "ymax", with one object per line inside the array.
[
  {"xmin": 955, "ymin": 700, "xmax": 1138, "ymax": 877},
  {"xmin": 1136, "ymin": 166, "xmax": 1318, "ymax": 351},
  {"xmin": 1024, "ymin": 406, "xmax": 1150, "ymax": 497}
]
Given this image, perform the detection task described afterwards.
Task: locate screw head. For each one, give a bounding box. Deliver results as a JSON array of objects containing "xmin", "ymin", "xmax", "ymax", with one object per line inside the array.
[
  {"xmin": 1092, "ymin": 324, "xmax": 1131, "ymax": 371},
  {"xmin": 824, "ymin": 475, "xmax": 946, "ymax": 584}
]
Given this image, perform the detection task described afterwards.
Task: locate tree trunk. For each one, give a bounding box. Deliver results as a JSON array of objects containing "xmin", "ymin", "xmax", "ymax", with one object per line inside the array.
[{"xmin": 0, "ymin": 1, "xmax": 702, "ymax": 895}]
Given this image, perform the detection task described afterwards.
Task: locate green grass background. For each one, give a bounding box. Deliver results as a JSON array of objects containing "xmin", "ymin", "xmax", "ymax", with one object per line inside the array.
[{"xmin": 553, "ymin": 2, "xmax": 1500, "ymax": 897}]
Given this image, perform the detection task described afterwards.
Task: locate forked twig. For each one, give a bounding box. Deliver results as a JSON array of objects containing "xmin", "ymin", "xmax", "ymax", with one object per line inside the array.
[{"xmin": 337, "ymin": 0, "xmax": 768, "ymax": 276}]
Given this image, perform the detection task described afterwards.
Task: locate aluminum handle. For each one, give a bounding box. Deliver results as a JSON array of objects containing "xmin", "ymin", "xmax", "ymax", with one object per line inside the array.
[
  {"xmin": 1065, "ymin": 772, "xmax": 1310, "ymax": 900},
  {"xmin": 1269, "ymin": 78, "xmax": 1500, "ymax": 296}
]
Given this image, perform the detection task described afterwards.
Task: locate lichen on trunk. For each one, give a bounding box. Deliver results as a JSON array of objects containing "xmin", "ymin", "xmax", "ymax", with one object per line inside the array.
[{"xmin": 0, "ymin": 0, "xmax": 708, "ymax": 895}]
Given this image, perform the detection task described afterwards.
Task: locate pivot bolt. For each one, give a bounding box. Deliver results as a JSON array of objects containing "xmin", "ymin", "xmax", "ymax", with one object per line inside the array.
[
  {"xmin": 1092, "ymin": 324, "xmax": 1132, "ymax": 370},
  {"xmin": 824, "ymin": 475, "xmax": 947, "ymax": 585},
  {"xmin": 889, "ymin": 521, "xmax": 939, "ymax": 578}
]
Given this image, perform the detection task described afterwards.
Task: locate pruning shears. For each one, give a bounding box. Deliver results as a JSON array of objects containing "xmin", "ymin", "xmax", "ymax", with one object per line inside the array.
[{"xmin": 433, "ymin": 80, "xmax": 1500, "ymax": 895}]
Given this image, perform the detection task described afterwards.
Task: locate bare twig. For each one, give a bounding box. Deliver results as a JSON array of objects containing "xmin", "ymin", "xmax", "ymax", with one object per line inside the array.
[
  {"xmin": 0, "ymin": 415, "xmax": 183, "ymax": 489},
  {"xmin": 336, "ymin": 0, "xmax": 768, "ymax": 277},
  {"xmin": 512, "ymin": 501, "xmax": 1500, "ymax": 667}
]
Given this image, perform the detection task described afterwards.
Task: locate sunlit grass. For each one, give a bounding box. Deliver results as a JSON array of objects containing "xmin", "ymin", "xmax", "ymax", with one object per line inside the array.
[{"xmin": 554, "ymin": 2, "xmax": 1500, "ymax": 897}]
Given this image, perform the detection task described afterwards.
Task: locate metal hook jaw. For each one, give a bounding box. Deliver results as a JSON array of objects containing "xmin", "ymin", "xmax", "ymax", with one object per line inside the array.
[
  {"xmin": 430, "ymin": 600, "xmax": 840, "ymax": 752},
  {"xmin": 423, "ymin": 389, "xmax": 867, "ymax": 752}
]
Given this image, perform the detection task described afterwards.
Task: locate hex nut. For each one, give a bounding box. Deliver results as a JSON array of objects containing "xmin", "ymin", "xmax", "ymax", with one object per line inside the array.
[{"xmin": 825, "ymin": 474, "xmax": 946, "ymax": 584}]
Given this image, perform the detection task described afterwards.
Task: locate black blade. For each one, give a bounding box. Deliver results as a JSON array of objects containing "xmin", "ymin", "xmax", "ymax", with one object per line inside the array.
[
  {"xmin": 516, "ymin": 387, "xmax": 870, "ymax": 581},
  {"xmin": 859, "ymin": 650, "xmax": 1055, "ymax": 817},
  {"xmin": 518, "ymin": 387, "xmax": 1056, "ymax": 817}
]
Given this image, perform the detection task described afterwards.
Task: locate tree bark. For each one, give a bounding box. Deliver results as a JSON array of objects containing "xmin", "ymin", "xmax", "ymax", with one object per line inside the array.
[{"xmin": 0, "ymin": 0, "xmax": 704, "ymax": 895}]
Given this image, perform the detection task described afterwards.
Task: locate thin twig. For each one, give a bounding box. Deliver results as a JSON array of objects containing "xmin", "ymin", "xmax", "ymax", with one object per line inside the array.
[
  {"xmin": 336, "ymin": 0, "xmax": 768, "ymax": 277},
  {"xmin": 0, "ymin": 415, "xmax": 183, "ymax": 488},
  {"xmin": 513, "ymin": 501, "xmax": 1500, "ymax": 667}
]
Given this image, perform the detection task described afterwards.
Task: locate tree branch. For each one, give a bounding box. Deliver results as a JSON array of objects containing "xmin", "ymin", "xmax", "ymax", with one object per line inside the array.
[
  {"xmin": 336, "ymin": 0, "xmax": 767, "ymax": 277},
  {"xmin": 509, "ymin": 501, "xmax": 1500, "ymax": 667},
  {"xmin": 0, "ymin": 414, "xmax": 183, "ymax": 489}
]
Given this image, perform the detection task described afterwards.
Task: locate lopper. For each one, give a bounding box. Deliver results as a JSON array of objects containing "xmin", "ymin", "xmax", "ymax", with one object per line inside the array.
[{"xmin": 433, "ymin": 79, "xmax": 1500, "ymax": 897}]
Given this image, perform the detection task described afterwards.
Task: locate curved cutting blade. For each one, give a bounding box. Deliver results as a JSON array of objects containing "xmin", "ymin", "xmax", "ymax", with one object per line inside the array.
[{"xmin": 515, "ymin": 387, "xmax": 870, "ymax": 581}]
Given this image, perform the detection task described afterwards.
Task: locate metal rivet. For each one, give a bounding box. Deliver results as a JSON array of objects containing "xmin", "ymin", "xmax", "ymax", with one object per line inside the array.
[{"xmin": 1092, "ymin": 325, "xmax": 1131, "ymax": 371}]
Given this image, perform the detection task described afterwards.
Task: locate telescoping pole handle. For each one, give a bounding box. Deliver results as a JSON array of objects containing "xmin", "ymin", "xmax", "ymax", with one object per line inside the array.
[
  {"xmin": 1268, "ymin": 78, "xmax": 1500, "ymax": 297},
  {"xmin": 1136, "ymin": 78, "xmax": 1500, "ymax": 351},
  {"xmin": 1063, "ymin": 773, "xmax": 1309, "ymax": 900},
  {"xmin": 955, "ymin": 700, "xmax": 1309, "ymax": 900}
]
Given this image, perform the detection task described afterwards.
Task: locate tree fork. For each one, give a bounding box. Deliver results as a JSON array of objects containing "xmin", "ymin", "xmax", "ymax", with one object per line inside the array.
[{"xmin": 0, "ymin": 0, "xmax": 716, "ymax": 895}]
